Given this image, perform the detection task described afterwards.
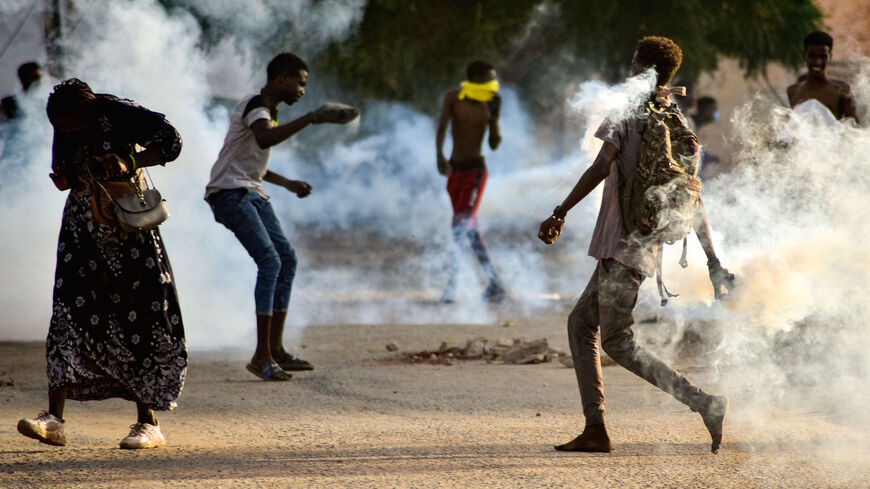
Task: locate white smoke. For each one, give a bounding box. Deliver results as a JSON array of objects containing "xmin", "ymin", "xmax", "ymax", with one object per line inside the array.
[
  {"xmin": 0, "ymin": 1, "xmax": 34, "ymax": 11},
  {"xmin": 569, "ymin": 68, "xmax": 657, "ymax": 154},
  {"xmin": 0, "ymin": 0, "xmax": 607, "ymax": 348},
  {"xmin": 165, "ymin": 0, "xmax": 365, "ymax": 56},
  {"xmin": 654, "ymin": 62, "xmax": 870, "ymax": 438}
]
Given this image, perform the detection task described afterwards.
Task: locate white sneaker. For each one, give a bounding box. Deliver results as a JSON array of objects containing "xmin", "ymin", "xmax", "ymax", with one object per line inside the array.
[
  {"xmin": 18, "ymin": 411, "xmax": 67, "ymax": 446},
  {"xmin": 119, "ymin": 422, "xmax": 166, "ymax": 449}
]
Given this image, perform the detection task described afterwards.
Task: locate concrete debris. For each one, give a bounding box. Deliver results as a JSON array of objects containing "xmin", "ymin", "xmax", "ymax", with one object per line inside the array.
[
  {"xmin": 385, "ymin": 341, "xmax": 400, "ymax": 352},
  {"xmin": 389, "ymin": 337, "xmax": 569, "ymax": 366},
  {"xmin": 464, "ymin": 337, "xmax": 488, "ymax": 359},
  {"xmin": 503, "ymin": 339, "xmax": 551, "ymax": 364}
]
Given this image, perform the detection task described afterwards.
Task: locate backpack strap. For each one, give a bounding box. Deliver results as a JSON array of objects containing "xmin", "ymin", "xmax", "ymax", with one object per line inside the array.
[
  {"xmin": 655, "ymin": 244, "xmax": 679, "ymax": 307},
  {"xmin": 679, "ymin": 237, "xmax": 689, "ymax": 268}
]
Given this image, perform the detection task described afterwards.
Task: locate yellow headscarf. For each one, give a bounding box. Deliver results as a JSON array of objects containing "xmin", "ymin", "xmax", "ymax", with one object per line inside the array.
[{"xmin": 458, "ymin": 79, "xmax": 500, "ymax": 102}]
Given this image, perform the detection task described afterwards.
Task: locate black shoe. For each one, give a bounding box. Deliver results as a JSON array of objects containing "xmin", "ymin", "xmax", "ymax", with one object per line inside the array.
[
  {"xmin": 482, "ymin": 283, "xmax": 507, "ymax": 303},
  {"xmin": 440, "ymin": 283, "xmax": 456, "ymax": 304},
  {"xmin": 274, "ymin": 353, "xmax": 314, "ymax": 371}
]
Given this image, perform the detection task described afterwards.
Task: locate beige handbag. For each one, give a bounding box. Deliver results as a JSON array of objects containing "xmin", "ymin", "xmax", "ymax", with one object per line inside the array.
[{"xmin": 89, "ymin": 167, "xmax": 169, "ymax": 233}]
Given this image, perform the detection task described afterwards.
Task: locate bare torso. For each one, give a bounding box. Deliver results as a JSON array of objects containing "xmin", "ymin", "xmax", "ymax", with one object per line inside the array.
[
  {"xmin": 445, "ymin": 90, "xmax": 491, "ymax": 162},
  {"xmin": 787, "ymin": 78, "xmax": 857, "ymax": 121}
]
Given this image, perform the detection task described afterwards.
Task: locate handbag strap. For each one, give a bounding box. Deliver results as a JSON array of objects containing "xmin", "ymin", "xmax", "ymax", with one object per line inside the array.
[
  {"xmin": 84, "ymin": 161, "xmax": 138, "ymax": 204},
  {"xmin": 143, "ymin": 166, "xmax": 156, "ymax": 190}
]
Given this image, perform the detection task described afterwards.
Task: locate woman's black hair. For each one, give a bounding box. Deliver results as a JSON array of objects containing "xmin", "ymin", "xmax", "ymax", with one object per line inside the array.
[{"xmin": 46, "ymin": 78, "xmax": 96, "ymax": 125}]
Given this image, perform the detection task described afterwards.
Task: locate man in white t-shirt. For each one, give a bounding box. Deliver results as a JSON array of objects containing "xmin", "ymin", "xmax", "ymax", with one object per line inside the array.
[{"xmin": 205, "ymin": 52, "xmax": 358, "ymax": 381}]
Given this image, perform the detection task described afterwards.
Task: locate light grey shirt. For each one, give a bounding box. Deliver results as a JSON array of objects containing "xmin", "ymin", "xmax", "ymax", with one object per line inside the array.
[
  {"xmin": 205, "ymin": 94, "xmax": 274, "ymax": 199},
  {"xmin": 588, "ymin": 116, "xmax": 657, "ymax": 278}
]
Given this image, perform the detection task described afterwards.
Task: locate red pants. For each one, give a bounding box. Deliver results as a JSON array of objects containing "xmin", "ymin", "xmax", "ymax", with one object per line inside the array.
[{"xmin": 447, "ymin": 167, "xmax": 487, "ymax": 226}]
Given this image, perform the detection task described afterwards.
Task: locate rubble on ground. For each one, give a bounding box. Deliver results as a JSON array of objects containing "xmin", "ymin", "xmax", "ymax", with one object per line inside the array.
[{"xmin": 384, "ymin": 337, "xmax": 589, "ymax": 366}]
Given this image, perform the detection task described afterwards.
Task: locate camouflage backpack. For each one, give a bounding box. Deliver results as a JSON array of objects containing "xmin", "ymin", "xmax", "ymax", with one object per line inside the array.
[
  {"xmin": 621, "ymin": 100, "xmax": 702, "ymax": 245},
  {"xmin": 620, "ymin": 99, "xmax": 703, "ymax": 305}
]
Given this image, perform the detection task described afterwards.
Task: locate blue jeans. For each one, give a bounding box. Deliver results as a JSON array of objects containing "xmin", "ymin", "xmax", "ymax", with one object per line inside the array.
[{"xmin": 207, "ymin": 188, "xmax": 297, "ymax": 315}]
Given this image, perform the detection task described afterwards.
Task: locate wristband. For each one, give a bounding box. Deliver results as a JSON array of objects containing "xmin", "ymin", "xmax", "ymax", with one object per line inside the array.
[
  {"xmin": 128, "ymin": 153, "xmax": 137, "ymax": 174},
  {"xmin": 552, "ymin": 205, "xmax": 566, "ymax": 221}
]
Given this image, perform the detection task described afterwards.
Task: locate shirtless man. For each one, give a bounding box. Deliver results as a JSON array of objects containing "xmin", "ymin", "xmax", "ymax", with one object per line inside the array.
[
  {"xmin": 787, "ymin": 31, "xmax": 859, "ymax": 122},
  {"xmin": 436, "ymin": 60, "xmax": 506, "ymax": 303}
]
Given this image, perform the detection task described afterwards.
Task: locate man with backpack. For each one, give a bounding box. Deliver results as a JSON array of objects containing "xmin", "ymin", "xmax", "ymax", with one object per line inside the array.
[{"xmin": 538, "ymin": 36, "xmax": 733, "ymax": 454}]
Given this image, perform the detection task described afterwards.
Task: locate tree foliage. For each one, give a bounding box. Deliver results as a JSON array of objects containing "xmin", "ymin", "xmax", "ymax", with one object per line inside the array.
[
  {"xmin": 319, "ymin": 0, "xmax": 822, "ymax": 112},
  {"xmin": 162, "ymin": 0, "xmax": 823, "ymax": 113}
]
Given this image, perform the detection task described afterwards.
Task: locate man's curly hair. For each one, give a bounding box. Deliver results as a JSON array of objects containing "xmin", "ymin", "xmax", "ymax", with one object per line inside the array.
[{"xmin": 635, "ymin": 36, "xmax": 683, "ymax": 86}]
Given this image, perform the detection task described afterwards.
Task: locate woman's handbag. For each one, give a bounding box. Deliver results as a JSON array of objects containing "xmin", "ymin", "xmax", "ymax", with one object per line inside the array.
[{"xmin": 88, "ymin": 166, "xmax": 169, "ymax": 233}]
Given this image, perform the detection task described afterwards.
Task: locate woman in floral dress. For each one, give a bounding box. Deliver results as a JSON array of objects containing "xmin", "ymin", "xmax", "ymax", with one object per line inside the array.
[{"xmin": 17, "ymin": 79, "xmax": 187, "ymax": 449}]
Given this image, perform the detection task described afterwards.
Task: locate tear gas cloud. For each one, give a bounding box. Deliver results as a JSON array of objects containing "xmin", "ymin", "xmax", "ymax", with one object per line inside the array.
[
  {"xmin": 0, "ymin": 0, "xmax": 605, "ymax": 347},
  {"xmin": 660, "ymin": 65, "xmax": 870, "ymax": 439},
  {"xmin": 2, "ymin": 1, "xmax": 870, "ymax": 439}
]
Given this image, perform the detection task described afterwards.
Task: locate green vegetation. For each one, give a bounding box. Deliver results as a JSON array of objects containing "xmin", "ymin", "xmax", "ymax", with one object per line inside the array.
[
  {"xmin": 163, "ymin": 0, "xmax": 823, "ymax": 113},
  {"xmin": 320, "ymin": 0, "xmax": 821, "ymax": 112}
]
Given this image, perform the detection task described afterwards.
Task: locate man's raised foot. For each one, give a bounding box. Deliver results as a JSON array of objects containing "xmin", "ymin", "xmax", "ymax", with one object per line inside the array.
[
  {"xmin": 554, "ymin": 423, "xmax": 612, "ymax": 453},
  {"xmin": 700, "ymin": 394, "xmax": 728, "ymax": 453}
]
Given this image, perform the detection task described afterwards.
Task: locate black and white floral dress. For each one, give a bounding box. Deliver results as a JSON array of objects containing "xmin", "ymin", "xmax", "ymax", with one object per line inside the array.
[{"xmin": 47, "ymin": 95, "xmax": 187, "ymax": 410}]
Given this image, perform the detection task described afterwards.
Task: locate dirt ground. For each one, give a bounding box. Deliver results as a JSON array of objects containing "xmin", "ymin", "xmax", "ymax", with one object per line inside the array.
[{"xmin": 2, "ymin": 303, "xmax": 869, "ymax": 488}]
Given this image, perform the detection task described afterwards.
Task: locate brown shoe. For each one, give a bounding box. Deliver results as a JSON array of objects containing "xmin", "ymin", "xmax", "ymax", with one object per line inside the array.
[
  {"xmin": 554, "ymin": 423, "xmax": 612, "ymax": 452},
  {"xmin": 700, "ymin": 395, "xmax": 729, "ymax": 453}
]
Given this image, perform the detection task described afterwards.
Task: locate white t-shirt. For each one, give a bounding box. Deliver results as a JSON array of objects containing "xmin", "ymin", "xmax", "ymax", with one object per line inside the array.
[{"xmin": 205, "ymin": 94, "xmax": 275, "ymax": 199}]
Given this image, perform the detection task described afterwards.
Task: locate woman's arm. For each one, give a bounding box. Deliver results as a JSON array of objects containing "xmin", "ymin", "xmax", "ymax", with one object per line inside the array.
[{"xmin": 104, "ymin": 97, "xmax": 183, "ymax": 166}]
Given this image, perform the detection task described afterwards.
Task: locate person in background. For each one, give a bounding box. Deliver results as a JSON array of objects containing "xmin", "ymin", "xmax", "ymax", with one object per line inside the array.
[
  {"xmin": 692, "ymin": 96, "xmax": 722, "ymax": 179},
  {"xmin": 787, "ymin": 31, "xmax": 859, "ymax": 123},
  {"xmin": 435, "ymin": 60, "xmax": 507, "ymax": 304},
  {"xmin": 1, "ymin": 62, "xmax": 44, "ymax": 162},
  {"xmin": 1, "ymin": 61, "xmax": 43, "ymax": 121}
]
